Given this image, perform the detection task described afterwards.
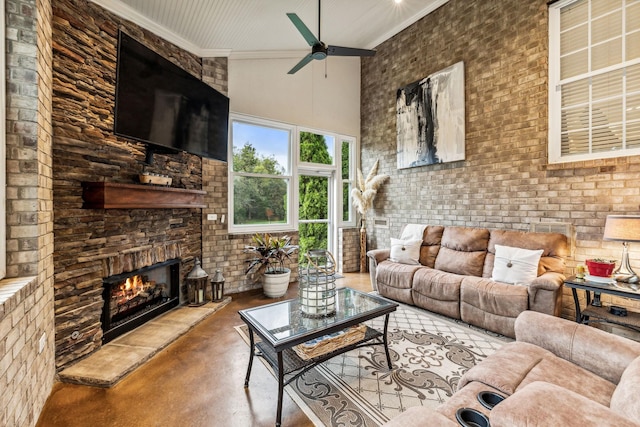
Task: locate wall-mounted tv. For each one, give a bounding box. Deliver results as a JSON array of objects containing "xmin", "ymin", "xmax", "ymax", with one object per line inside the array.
[{"xmin": 114, "ymin": 31, "xmax": 229, "ymax": 162}]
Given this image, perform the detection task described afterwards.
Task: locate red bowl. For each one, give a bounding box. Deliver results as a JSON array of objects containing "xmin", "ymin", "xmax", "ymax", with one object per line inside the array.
[{"xmin": 586, "ymin": 260, "xmax": 615, "ymax": 277}]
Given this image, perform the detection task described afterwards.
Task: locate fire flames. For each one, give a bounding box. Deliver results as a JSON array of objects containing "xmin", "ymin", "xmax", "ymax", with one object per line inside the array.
[
  {"xmin": 113, "ymin": 275, "xmax": 158, "ymax": 306},
  {"xmin": 107, "ymin": 271, "xmax": 169, "ymax": 328}
]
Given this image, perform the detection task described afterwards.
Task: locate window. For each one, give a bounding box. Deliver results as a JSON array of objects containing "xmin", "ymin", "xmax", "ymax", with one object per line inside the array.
[
  {"xmin": 229, "ymin": 116, "xmax": 293, "ymax": 233},
  {"xmin": 341, "ymin": 138, "xmax": 355, "ymax": 223},
  {"xmin": 549, "ymin": 0, "xmax": 640, "ymax": 163},
  {"xmin": 228, "ymin": 114, "xmax": 357, "ymax": 244}
]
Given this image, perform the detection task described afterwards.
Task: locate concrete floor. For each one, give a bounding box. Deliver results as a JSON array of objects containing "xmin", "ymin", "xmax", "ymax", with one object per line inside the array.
[{"xmin": 36, "ymin": 273, "xmax": 372, "ymax": 427}]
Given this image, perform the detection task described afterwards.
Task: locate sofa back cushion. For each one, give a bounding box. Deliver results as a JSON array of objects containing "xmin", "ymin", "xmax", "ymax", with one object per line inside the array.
[
  {"xmin": 418, "ymin": 225, "xmax": 444, "ymax": 268},
  {"xmin": 434, "ymin": 226, "xmax": 489, "ymax": 277},
  {"xmin": 483, "ymin": 229, "xmax": 568, "ymax": 278},
  {"xmin": 611, "ymin": 356, "xmax": 640, "ymax": 419}
]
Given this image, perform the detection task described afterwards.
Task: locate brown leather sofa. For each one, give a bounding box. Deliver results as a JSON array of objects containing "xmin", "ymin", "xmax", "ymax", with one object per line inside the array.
[
  {"xmin": 367, "ymin": 225, "xmax": 568, "ymax": 337},
  {"xmin": 382, "ymin": 311, "xmax": 640, "ymax": 427}
]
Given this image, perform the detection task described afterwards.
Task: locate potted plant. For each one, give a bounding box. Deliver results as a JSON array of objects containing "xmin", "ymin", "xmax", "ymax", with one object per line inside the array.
[
  {"xmin": 244, "ymin": 233, "xmax": 299, "ymax": 298},
  {"xmin": 585, "ymin": 258, "xmax": 616, "ymax": 277}
]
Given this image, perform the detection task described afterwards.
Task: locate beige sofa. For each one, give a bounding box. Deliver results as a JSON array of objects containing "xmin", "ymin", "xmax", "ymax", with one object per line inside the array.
[
  {"xmin": 383, "ymin": 311, "xmax": 640, "ymax": 427},
  {"xmin": 367, "ymin": 225, "xmax": 568, "ymax": 337}
]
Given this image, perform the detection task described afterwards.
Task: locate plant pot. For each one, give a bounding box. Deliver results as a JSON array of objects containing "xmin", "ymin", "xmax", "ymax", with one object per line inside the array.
[
  {"xmin": 262, "ymin": 268, "xmax": 291, "ymax": 298},
  {"xmin": 586, "ymin": 259, "xmax": 616, "ymax": 277}
]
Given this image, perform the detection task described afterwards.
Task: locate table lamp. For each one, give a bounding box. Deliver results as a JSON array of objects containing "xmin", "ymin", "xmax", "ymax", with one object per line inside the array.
[{"xmin": 603, "ymin": 215, "xmax": 640, "ymax": 283}]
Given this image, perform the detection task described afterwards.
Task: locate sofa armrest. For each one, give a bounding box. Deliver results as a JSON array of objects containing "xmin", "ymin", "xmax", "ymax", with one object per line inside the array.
[
  {"xmin": 367, "ymin": 249, "xmax": 390, "ymax": 292},
  {"xmin": 527, "ymin": 271, "xmax": 564, "ymax": 315},
  {"xmin": 491, "ymin": 381, "xmax": 639, "ymax": 427},
  {"xmin": 529, "ymin": 271, "xmax": 563, "ymax": 292},
  {"xmin": 382, "ymin": 406, "xmax": 458, "ymax": 427},
  {"xmin": 515, "ymin": 311, "xmax": 640, "ymax": 384},
  {"xmin": 367, "ymin": 248, "xmax": 390, "ymax": 264}
]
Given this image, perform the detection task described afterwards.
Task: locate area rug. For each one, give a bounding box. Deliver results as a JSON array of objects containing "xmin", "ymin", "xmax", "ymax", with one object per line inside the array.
[{"xmin": 235, "ymin": 303, "xmax": 511, "ymax": 426}]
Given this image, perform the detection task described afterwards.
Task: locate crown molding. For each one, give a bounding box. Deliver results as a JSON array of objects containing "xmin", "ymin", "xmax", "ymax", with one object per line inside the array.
[{"xmin": 201, "ymin": 49, "xmax": 233, "ymax": 58}]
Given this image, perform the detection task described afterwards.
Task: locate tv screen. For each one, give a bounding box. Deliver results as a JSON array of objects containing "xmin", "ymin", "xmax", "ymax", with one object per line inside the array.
[{"xmin": 114, "ymin": 31, "xmax": 229, "ymax": 162}]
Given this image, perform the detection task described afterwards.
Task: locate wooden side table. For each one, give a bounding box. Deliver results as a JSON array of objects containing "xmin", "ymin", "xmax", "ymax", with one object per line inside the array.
[{"xmin": 564, "ymin": 276, "xmax": 640, "ymax": 332}]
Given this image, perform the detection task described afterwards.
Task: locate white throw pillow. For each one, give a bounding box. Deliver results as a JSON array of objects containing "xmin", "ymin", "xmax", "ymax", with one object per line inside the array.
[
  {"xmin": 492, "ymin": 244, "xmax": 543, "ymax": 285},
  {"xmin": 389, "ymin": 238, "xmax": 422, "ymax": 265}
]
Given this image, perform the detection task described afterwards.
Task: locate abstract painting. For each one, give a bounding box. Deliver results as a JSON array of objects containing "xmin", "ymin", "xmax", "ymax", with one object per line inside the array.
[{"xmin": 396, "ymin": 61, "xmax": 465, "ymax": 169}]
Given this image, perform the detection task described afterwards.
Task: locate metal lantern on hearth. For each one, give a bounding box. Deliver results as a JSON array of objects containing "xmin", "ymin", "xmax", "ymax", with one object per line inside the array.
[
  {"xmin": 187, "ymin": 258, "xmax": 208, "ymax": 306},
  {"xmin": 210, "ymin": 268, "xmax": 225, "ymax": 302}
]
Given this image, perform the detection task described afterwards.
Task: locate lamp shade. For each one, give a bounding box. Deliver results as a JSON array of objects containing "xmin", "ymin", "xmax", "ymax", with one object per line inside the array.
[{"xmin": 603, "ymin": 215, "xmax": 640, "ymax": 242}]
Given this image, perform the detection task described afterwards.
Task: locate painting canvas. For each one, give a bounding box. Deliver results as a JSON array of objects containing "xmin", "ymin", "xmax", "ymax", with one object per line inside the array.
[{"xmin": 396, "ymin": 61, "xmax": 465, "ymax": 169}]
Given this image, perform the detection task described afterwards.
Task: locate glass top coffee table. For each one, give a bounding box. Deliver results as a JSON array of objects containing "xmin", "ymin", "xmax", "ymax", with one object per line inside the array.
[{"xmin": 239, "ymin": 287, "xmax": 398, "ymax": 427}]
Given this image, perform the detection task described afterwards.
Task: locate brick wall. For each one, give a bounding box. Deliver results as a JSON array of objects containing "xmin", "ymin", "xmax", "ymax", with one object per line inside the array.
[
  {"xmin": 338, "ymin": 228, "xmax": 360, "ymax": 273},
  {"xmin": 0, "ymin": 0, "xmax": 56, "ymax": 425},
  {"xmin": 51, "ymin": 0, "xmax": 204, "ymax": 369},
  {"xmin": 360, "ymin": 0, "xmax": 640, "ymax": 320}
]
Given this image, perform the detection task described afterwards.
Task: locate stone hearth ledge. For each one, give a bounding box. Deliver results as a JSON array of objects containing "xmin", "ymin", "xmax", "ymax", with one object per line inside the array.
[{"xmin": 58, "ymin": 297, "xmax": 231, "ymax": 387}]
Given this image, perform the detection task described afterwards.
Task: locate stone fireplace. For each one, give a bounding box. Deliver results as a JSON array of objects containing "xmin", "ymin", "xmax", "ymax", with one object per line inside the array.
[
  {"xmin": 101, "ymin": 259, "xmax": 180, "ymax": 343},
  {"xmin": 51, "ymin": 0, "xmax": 221, "ymax": 370}
]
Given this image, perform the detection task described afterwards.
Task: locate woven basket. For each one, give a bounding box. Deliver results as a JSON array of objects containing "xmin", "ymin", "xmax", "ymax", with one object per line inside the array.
[{"xmin": 293, "ymin": 324, "xmax": 367, "ymax": 360}]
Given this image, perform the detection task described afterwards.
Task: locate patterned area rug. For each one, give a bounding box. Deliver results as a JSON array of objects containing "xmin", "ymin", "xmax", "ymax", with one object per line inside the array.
[{"xmin": 235, "ymin": 303, "xmax": 511, "ymax": 426}]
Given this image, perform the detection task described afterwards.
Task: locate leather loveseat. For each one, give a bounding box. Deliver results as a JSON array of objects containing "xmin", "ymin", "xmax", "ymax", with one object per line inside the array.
[
  {"xmin": 367, "ymin": 225, "xmax": 568, "ymax": 337},
  {"xmin": 382, "ymin": 311, "xmax": 640, "ymax": 427}
]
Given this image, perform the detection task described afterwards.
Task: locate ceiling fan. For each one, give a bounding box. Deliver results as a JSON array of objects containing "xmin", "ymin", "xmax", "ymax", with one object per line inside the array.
[{"xmin": 286, "ymin": 0, "xmax": 376, "ymax": 74}]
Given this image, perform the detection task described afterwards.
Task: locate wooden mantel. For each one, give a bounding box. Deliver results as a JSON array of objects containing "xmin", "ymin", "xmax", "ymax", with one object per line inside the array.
[{"xmin": 82, "ymin": 182, "xmax": 207, "ymax": 209}]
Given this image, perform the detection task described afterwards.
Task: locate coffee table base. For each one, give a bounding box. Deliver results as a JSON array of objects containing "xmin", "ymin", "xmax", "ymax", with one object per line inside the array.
[{"xmin": 244, "ymin": 314, "xmax": 393, "ymax": 426}]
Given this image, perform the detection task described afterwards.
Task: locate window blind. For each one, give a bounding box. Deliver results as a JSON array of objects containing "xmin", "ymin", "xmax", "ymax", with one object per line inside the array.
[{"xmin": 552, "ymin": 0, "xmax": 640, "ymax": 161}]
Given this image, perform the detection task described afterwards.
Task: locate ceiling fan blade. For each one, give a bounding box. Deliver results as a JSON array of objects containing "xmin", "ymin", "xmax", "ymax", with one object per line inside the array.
[
  {"xmin": 327, "ymin": 45, "xmax": 376, "ymax": 57},
  {"xmin": 286, "ymin": 13, "xmax": 319, "ymax": 47},
  {"xmin": 288, "ymin": 53, "xmax": 314, "ymax": 74}
]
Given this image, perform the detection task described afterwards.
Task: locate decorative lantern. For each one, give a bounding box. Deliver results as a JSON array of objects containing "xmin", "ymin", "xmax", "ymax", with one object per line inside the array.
[
  {"xmin": 187, "ymin": 258, "xmax": 208, "ymax": 306},
  {"xmin": 210, "ymin": 269, "xmax": 225, "ymax": 302},
  {"xmin": 299, "ymin": 250, "xmax": 337, "ymax": 318}
]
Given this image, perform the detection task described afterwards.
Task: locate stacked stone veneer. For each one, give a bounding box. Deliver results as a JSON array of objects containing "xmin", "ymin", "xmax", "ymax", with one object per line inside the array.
[
  {"xmin": 338, "ymin": 228, "xmax": 360, "ymax": 273},
  {"xmin": 51, "ymin": 0, "xmax": 206, "ymax": 369},
  {"xmin": 360, "ymin": 0, "xmax": 640, "ymax": 321},
  {"xmin": 1, "ymin": 0, "xmax": 56, "ymax": 425}
]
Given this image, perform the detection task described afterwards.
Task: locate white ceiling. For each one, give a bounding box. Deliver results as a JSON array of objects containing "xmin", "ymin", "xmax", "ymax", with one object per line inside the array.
[{"xmin": 91, "ymin": 0, "xmax": 448, "ymax": 58}]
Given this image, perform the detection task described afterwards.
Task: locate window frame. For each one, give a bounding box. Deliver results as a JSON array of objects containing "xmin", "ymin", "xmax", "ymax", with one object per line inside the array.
[
  {"xmin": 228, "ymin": 114, "xmax": 295, "ymax": 234},
  {"xmin": 228, "ymin": 113, "xmax": 358, "ymax": 234},
  {"xmin": 548, "ymin": 0, "xmax": 640, "ymax": 164}
]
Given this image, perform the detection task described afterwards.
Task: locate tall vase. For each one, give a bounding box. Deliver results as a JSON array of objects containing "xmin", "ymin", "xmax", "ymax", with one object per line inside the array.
[{"xmin": 359, "ymin": 218, "xmax": 367, "ymax": 273}]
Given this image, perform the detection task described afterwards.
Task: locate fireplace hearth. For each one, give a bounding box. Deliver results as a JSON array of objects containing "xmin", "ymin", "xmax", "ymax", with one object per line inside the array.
[{"xmin": 101, "ymin": 258, "xmax": 180, "ymax": 343}]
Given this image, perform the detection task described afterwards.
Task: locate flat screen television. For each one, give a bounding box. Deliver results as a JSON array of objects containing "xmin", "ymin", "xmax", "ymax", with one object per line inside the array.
[{"xmin": 114, "ymin": 31, "xmax": 229, "ymax": 162}]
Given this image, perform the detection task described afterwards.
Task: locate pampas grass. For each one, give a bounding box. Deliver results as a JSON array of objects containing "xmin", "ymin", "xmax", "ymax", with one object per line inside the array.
[{"xmin": 351, "ymin": 160, "xmax": 389, "ymax": 224}]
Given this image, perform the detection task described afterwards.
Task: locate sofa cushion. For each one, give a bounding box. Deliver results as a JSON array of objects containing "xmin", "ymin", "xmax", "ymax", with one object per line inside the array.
[
  {"xmin": 459, "ymin": 341, "xmax": 617, "ymax": 408},
  {"xmin": 460, "ymin": 277, "xmax": 529, "ymax": 317},
  {"xmin": 434, "ymin": 227, "xmax": 489, "ymax": 277},
  {"xmin": 375, "ymin": 261, "xmax": 422, "ymax": 305},
  {"xmin": 412, "ymin": 268, "xmax": 463, "ymax": 319},
  {"xmin": 490, "ymin": 381, "xmax": 640, "ymax": 427},
  {"xmin": 459, "ymin": 277, "xmax": 530, "ymax": 337},
  {"xmin": 491, "ymin": 244, "xmax": 543, "ymax": 284},
  {"xmin": 611, "ymin": 356, "xmax": 640, "ymax": 420},
  {"xmin": 418, "ymin": 225, "xmax": 444, "ymax": 268},
  {"xmin": 483, "ymin": 229, "xmax": 568, "ymax": 278},
  {"xmin": 389, "ymin": 238, "xmax": 422, "ymax": 265}
]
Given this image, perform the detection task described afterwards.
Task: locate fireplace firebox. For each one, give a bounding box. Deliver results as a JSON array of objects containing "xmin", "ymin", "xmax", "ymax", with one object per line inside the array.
[{"xmin": 101, "ymin": 258, "xmax": 180, "ymax": 343}]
